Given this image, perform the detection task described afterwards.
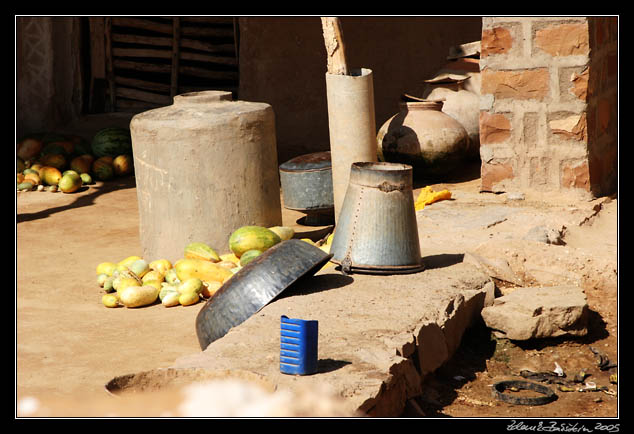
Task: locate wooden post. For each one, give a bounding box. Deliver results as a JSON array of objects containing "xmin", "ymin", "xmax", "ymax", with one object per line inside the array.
[
  {"xmin": 104, "ymin": 17, "xmax": 116, "ymax": 112},
  {"xmin": 320, "ymin": 17, "xmax": 348, "ymax": 76},
  {"xmin": 88, "ymin": 17, "xmax": 106, "ymax": 112}
]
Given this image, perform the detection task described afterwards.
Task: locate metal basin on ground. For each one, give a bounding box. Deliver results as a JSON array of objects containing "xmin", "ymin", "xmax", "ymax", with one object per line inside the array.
[{"xmin": 195, "ymin": 239, "xmax": 333, "ymax": 350}]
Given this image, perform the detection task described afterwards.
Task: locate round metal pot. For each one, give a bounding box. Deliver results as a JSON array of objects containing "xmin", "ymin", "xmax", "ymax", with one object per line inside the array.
[
  {"xmin": 195, "ymin": 239, "xmax": 333, "ymax": 350},
  {"xmin": 279, "ymin": 151, "xmax": 334, "ymax": 225}
]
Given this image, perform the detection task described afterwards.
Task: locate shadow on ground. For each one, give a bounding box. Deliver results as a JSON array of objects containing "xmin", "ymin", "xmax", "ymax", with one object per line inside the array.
[{"xmin": 16, "ymin": 176, "xmax": 137, "ymax": 224}]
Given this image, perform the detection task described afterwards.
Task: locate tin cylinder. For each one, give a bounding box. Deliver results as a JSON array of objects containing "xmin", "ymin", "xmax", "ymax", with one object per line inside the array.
[
  {"xmin": 279, "ymin": 151, "xmax": 334, "ymax": 211},
  {"xmin": 130, "ymin": 90, "xmax": 282, "ymax": 263},
  {"xmin": 330, "ymin": 162, "xmax": 423, "ymax": 274},
  {"xmin": 325, "ymin": 68, "xmax": 378, "ymax": 225}
]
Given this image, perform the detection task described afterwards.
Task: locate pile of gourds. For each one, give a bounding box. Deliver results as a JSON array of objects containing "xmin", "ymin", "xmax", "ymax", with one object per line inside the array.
[
  {"xmin": 16, "ymin": 128, "xmax": 134, "ymax": 194},
  {"xmin": 96, "ymin": 225, "xmax": 333, "ymax": 309}
]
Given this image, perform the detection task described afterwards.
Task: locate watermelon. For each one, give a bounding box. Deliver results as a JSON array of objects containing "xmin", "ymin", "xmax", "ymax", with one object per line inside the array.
[
  {"xmin": 40, "ymin": 141, "xmax": 73, "ymax": 157},
  {"xmin": 91, "ymin": 127, "xmax": 133, "ymax": 158},
  {"xmin": 92, "ymin": 157, "xmax": 114, "ymax": 181},
  {"xmin": 66, "ymin": 135, "xmax": 92, "ymax": 156}
]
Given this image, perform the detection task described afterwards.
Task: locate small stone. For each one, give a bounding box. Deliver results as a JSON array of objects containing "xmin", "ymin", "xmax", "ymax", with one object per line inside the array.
[
  {"xmin": 507, "ymin": 191, "xmax": 525, "ymax": 201},
  {"xmin": 523, "ymin": 225, "xmax": 566, "ymax": 245}
]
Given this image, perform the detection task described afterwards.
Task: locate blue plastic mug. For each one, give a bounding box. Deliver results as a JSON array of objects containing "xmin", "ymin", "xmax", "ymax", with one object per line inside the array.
[{"xmin": 280, "ymin": 315, "xmax": 318, "ymax": 375}]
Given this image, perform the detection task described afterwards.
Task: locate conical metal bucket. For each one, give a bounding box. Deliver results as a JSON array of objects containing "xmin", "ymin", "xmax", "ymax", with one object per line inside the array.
[{"xmin": 330, "ymin": 162, "xmax": 423, "ymax": 275}]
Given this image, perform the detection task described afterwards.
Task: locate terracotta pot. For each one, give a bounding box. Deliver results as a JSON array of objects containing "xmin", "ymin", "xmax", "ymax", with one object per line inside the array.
[
  {"xmin": 376, "ymin": 100, "xmax": 470, "ymax": 177},
  {"xmin": 422, "ymin": 74, "xmax": 480, "ymax": 158}
]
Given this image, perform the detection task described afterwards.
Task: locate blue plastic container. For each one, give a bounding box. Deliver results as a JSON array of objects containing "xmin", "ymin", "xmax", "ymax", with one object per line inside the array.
[{"xmin": 280, "ymin": 315, "xmax": 318, "ymax": 375}]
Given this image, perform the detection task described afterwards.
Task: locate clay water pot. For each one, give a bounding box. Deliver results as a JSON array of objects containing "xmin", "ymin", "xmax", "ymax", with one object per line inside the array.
[
  {"xmin": 421, "ymin": 56, "xmax": 482, "ymax": 158},
  {"xmin": 422, "ymin": 75, "xmax": 480, "ymax": 158},
  {"xmin": 376, "ymin": 99, "xmax": 470, "ymax": 177}
]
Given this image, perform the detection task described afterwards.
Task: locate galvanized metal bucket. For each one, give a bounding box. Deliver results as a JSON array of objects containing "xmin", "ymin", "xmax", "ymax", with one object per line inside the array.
[
  {"xmin": 330, "ymin": 162, "xmax": 424, "ymax": 274},
  {"xmin": 279, "ymin": 151, "xmax": 334, "ymax": 225}
]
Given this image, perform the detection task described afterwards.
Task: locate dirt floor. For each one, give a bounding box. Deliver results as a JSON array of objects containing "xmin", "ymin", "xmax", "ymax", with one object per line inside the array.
[{"xmin": 15, "ymin": 164, "xmax": 618, "ymax": 419}]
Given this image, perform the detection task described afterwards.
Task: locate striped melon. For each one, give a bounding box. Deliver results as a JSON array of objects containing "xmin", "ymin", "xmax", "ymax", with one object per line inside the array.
[
  {"xmin": 41, "ymin": 141, "xmax": 74, "ymax": 157},
  {"xmin": 17, "ymin": 137, "xmax": 43, "ymax": 161},
  {"xmin": 239, "ymin": 249, "xmax": 262, "ymax": 266},
  {"xmin": 91, "ymin": 127, "xmax": 133, "ymax": 158},
  {"xmin": 70, "ymin": 154, "xmax": 94, "ymax": 174},
  {"xmin": 92, "ymin": 157, "xmax": 114, "ymax": 181},
  {"xmin": 184, "ymin": 242, "xmax": 220, "ymax": 262},
  {"xmin": 39, "ymin": 153, "xmax": 67, "ymax": 171},
  {"xmin": 228, "ymin": 226, "xmax": 281, "ymax": 258}
]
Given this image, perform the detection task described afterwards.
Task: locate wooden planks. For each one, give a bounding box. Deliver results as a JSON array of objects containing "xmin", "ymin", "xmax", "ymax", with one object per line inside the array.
[{"xmin": 92, "ymin": 16, "xmax": 239, "ymax": 113}]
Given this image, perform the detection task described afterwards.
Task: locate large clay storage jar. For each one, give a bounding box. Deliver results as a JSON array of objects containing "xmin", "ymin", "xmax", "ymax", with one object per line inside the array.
[
  {"xmin": 130, "ymin": 90, "xmax": 282, "ymax": 263},
  {"xmin": 376, "ymin": 99, "xmax": 470, "ymax": 178},
  {"xmin": 421, "ymin": 54, "xmax": 481, "ymax": 159}
]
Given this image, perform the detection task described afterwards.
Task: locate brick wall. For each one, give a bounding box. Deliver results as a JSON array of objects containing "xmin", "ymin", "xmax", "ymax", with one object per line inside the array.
[{"xmin": 479, "ymin": 17, "xmax": 617, "ymax": 198}]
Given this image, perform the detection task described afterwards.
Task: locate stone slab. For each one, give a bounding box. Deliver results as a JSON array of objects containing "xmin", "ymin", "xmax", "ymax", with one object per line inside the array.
[
  {"xmin": 171, "ymin": 261, "xmax": 493, "ymax": 417},
  {"xmin": 481, "ymin": 285, "xmax": 589, "ymax": 340}
]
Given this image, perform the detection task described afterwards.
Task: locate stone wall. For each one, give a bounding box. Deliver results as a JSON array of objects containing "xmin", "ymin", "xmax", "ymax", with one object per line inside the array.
[{"xmin": 479, "ymin": 17, "xmax": 617, "ymax": 198}]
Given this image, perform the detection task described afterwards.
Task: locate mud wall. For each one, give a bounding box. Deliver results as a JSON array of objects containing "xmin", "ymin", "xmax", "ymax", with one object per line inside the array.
[
  {"xmin": 15, "ymin": 17, "xmax": 483, "ymax": 165},
  {"xmin": 237, "ymin": 17, "xmax": 483, "ymax": 164},
  {"xmin": 16, "ymin": 17, "xmax": 85, "ymax": 140}
]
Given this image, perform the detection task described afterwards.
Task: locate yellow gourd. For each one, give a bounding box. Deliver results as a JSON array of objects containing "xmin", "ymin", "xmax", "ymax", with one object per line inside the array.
[{"xmin": 174, "ymin": 258, "xmax": 234, "ymax": 283}]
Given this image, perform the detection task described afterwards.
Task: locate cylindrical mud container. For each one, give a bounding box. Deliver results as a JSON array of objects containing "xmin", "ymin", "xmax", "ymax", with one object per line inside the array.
[{"xmin": 130, "ymin": 90, "xmax": 283, "ymax": 263}]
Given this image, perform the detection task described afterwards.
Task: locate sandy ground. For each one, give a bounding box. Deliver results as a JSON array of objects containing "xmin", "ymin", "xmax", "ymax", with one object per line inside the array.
[{"xmin": 15, "ymin": 170, "xmax": 618, "ymax": 419}]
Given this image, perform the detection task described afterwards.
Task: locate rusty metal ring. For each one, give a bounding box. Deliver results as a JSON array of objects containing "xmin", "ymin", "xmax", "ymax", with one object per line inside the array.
[{"xmin": 492, "ymin": 380, "xmax": 557, "ymax": 406}]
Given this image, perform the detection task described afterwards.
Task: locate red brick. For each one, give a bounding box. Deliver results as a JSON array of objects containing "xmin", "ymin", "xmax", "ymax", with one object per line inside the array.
[
  {"xmin": 534, "ymin": 22, "xmax": 589, "ymax": 57},
  {"xmin": 481, "ymin": 27, "xmax": 513, "ymax": 57},
  {"xmin": 549, "ymin": 113, "xmax": 587, "ymax": 142},
  {"xmin": 481, "ymin": 160, "xmax": 514, "ymax": 192},
  {"xmin": 561, "ymin": 160, "xmax": 590, "ymax": 191},
  {"xmin": 480, "ymin": 112, "xmax": 512, "ymax": 144},
  {"xmin": 481, "ymin": 68, "xmax": 550, "ymax": 100},
  {"xmin": 570, "ymin": 67, "xmax": 589, "ymax": 101}
]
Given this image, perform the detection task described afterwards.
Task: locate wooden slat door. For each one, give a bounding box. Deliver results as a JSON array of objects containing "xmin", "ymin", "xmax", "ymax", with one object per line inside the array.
[{"xmin": 88, "ymin": 16, "xmax": 239, "ymax": 113}]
